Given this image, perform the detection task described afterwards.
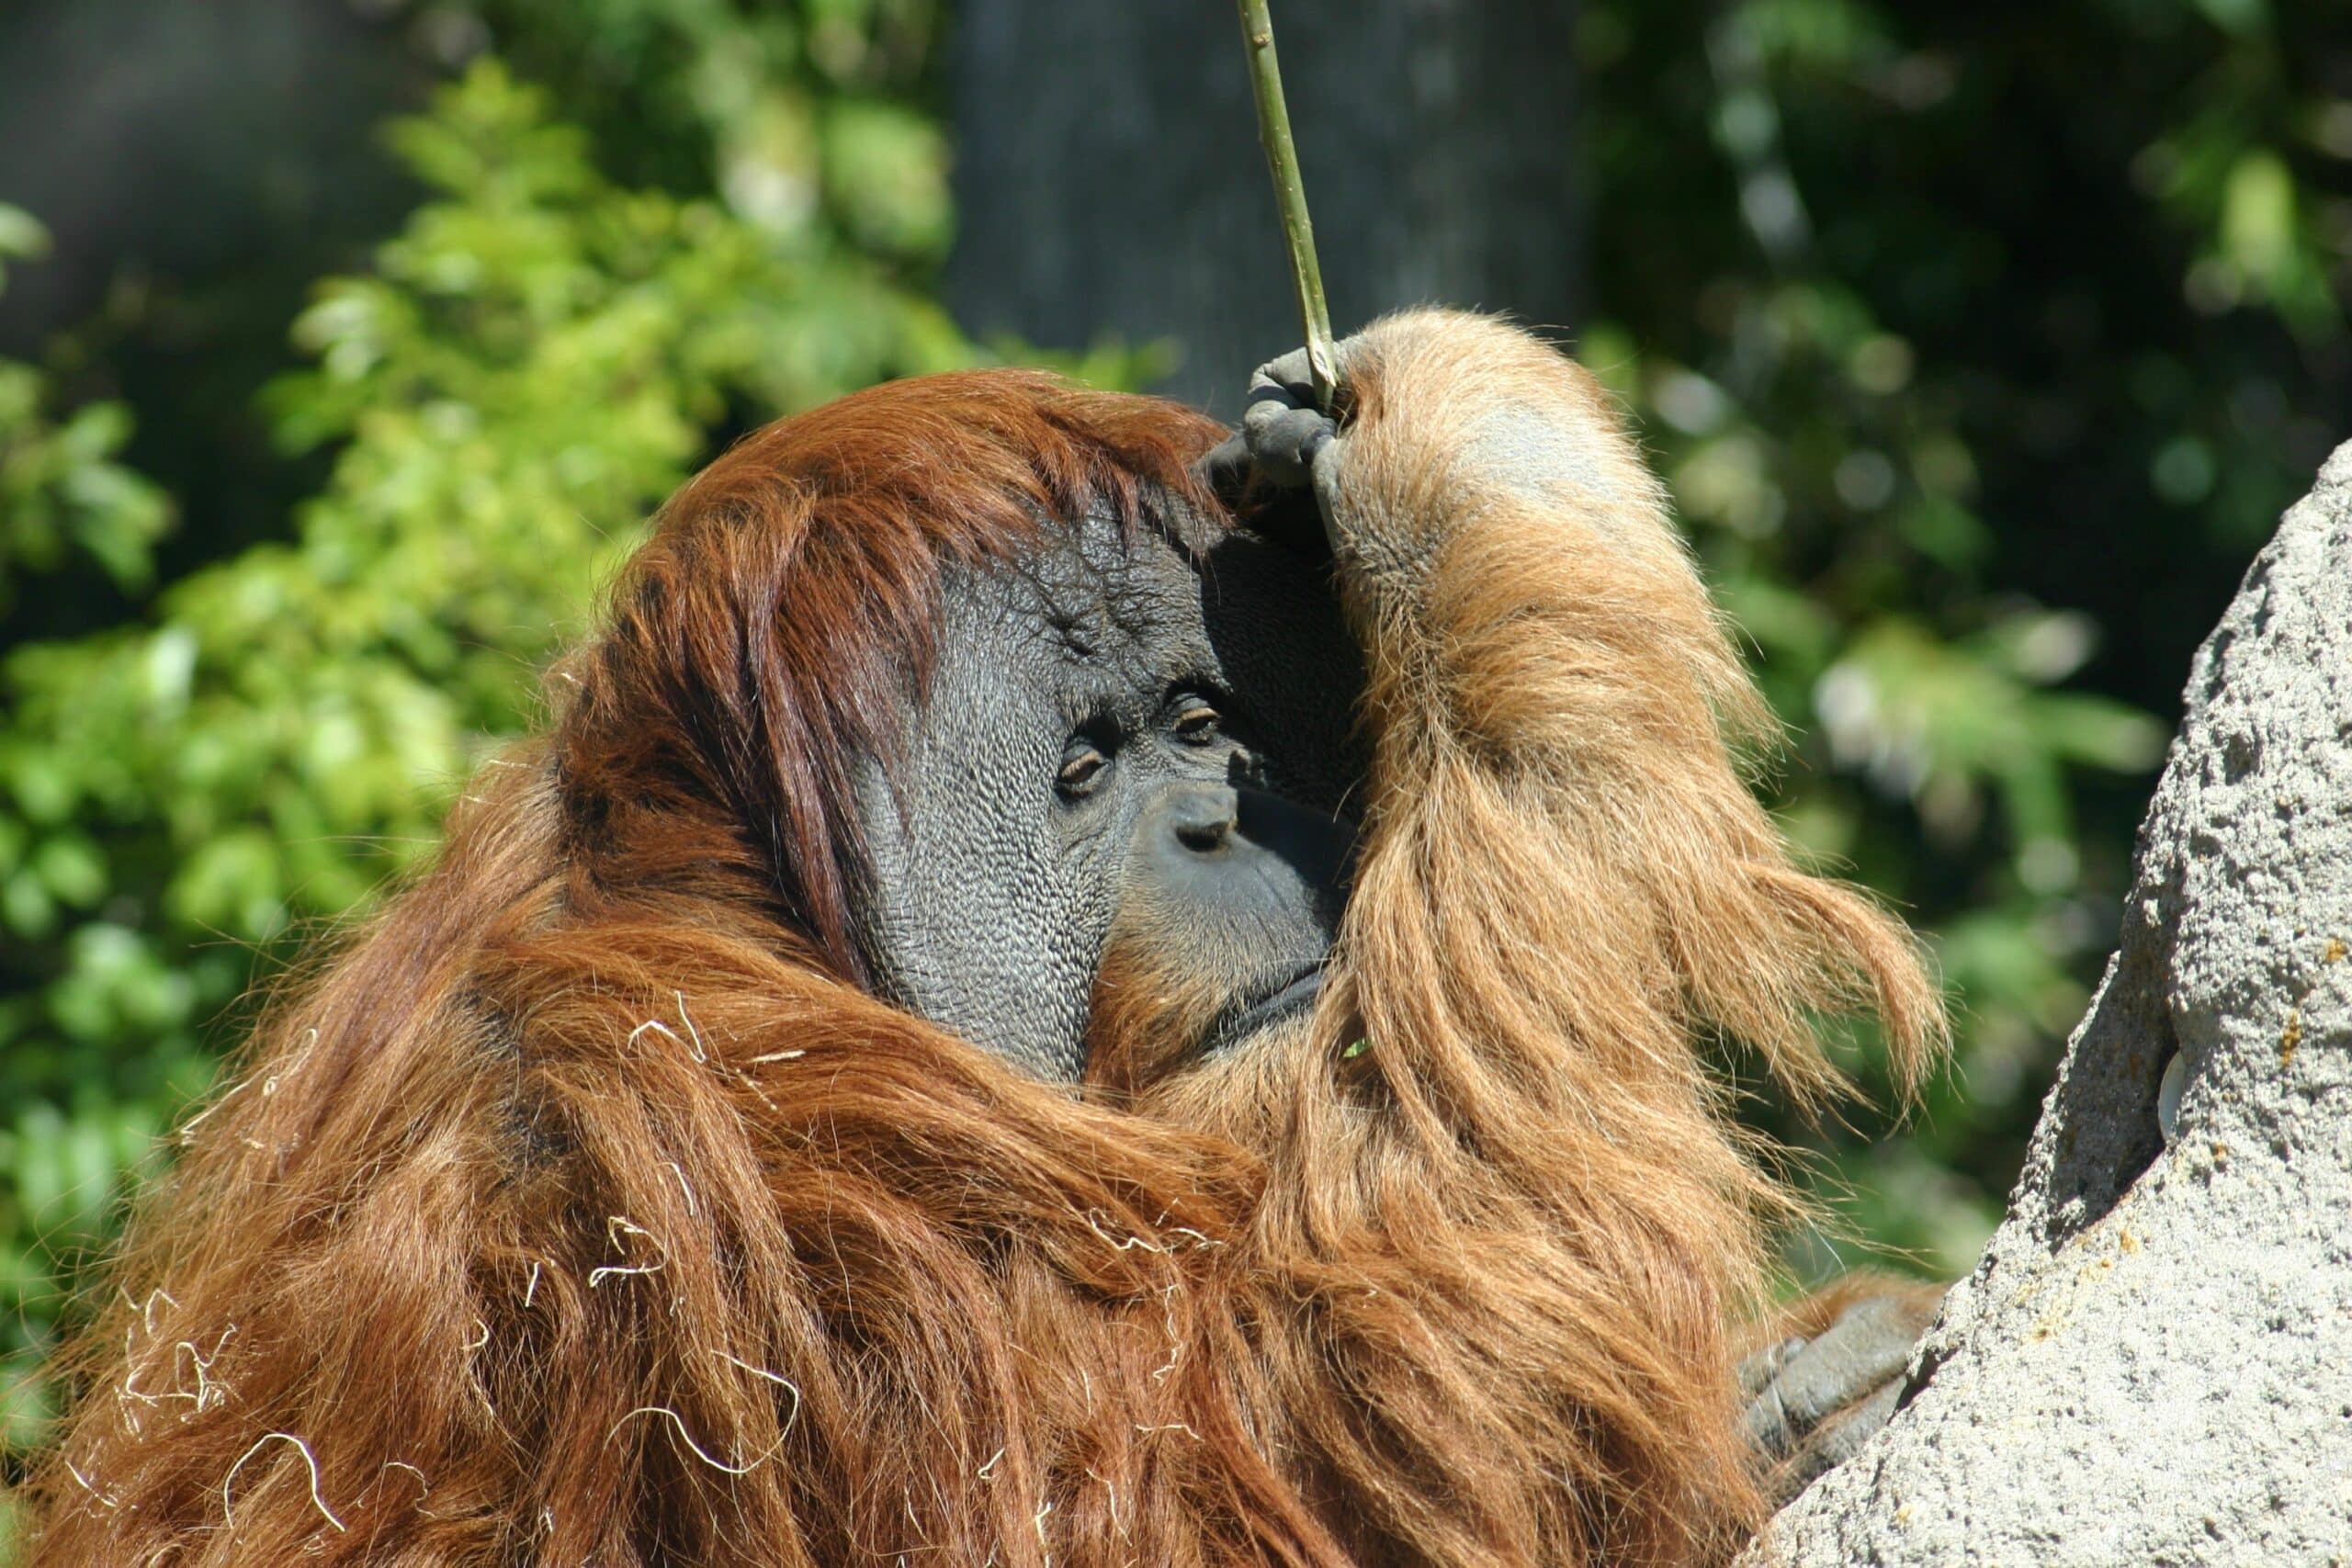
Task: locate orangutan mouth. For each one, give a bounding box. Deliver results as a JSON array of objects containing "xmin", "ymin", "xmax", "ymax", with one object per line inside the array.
[{"xmin": 1205, "ymin": 962, "xmax": 1327, "ymax": 1055}]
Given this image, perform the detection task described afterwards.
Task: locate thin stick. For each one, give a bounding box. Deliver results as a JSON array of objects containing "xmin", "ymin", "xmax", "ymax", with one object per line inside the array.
[{"xmin": 1235, "ymin": 0, "xmax": 1339, "ymax": 409}]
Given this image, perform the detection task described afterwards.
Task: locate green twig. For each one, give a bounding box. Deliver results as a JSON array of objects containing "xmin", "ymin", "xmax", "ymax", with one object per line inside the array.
[{"xmin": 1235, "ymin": 0, "xmax": 1339, "ymax": 410}]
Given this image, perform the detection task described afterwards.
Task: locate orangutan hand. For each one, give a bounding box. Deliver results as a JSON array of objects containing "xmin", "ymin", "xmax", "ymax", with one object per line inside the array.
[
  {"xmin": 1739, "ymin": 1282, "xmax": 1947, "ymax": 1502},
  {"xmin": 1203, "ymin": 310, "xmax": 1683, "ymax": 609}
]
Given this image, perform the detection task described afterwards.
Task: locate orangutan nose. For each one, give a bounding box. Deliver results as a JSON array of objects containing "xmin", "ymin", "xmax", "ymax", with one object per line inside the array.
[
  {"xmin": 1136, "ymin": 781, "xmax": 1353, "ymax": 936},
  {"xmin": 1166, "ymin": 783, "xmax": 1238, "ymax": 853}
]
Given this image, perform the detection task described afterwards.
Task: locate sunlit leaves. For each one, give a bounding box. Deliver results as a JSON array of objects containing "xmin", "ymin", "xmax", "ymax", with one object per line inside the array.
[
  {"xmin": 1812, "ymin": 615, "xmax": 2166, "ymax": 873},
  {"xmin": 0, "ymin": 209, "xmax": 174, "ymax": 618},
  {"xmin": 820, "ymin": 97, "xmax": 951, "ymax": 257}
]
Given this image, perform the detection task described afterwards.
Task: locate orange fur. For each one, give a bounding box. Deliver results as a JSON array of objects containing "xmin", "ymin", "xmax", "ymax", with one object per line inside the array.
[{"xmin": 24, "ymin": 314, "xmax": 1939, "ymax": 1566}]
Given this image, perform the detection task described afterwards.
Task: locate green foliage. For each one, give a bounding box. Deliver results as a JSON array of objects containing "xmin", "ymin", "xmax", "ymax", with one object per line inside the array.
[
  {"xmin": 0, "ymin": 208, "xmax": 185, "ymax": 1483},
  {"xmin": 1581, "ymin": 0, "xmax": 2350, "ymax": 1274},
  {"xmin": 0, "ymin": 209, "xmax": 172, "ymax": 621},
  {"xmin": 453, "ymin": 0, "xmax": 951, "ymax": 260}
]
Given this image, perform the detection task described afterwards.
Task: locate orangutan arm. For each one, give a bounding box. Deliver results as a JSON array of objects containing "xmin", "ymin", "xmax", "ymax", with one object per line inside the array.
[
  {"xmin": 1210, "ymin": 307, "xmax": 1944, "ymax": 1069},
  {"xmin": 1210, "ymin": 308, "xmax": 1948, "ymax": 1495}
]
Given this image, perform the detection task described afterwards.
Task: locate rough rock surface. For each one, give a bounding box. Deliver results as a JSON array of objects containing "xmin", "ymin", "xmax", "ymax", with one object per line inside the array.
[{"xmin": 1756, "ymin": 445, "xmax": 2352, "ymax": 1566}]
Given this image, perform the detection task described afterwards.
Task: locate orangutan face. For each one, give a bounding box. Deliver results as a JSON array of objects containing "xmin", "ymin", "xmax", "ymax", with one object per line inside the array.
[{"xmin": 849, "ymin": 503, "xmax": 1365, "ymax": 1082}]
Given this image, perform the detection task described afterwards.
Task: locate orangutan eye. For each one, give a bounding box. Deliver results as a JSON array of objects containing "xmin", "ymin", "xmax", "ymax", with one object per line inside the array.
[
  {"xmin": 1171, "ymin": 702, "xmax": 1222, "ymax": 744},
  {"xmin": 1057, "ymin": 741, "xmax": 1110, "ymax": 796}
]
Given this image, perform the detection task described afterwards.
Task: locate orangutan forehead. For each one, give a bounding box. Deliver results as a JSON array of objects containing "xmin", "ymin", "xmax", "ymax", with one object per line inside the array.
[{"xmin": 949, "ymin": 505, "xmax": 1212, "ymax": 670}]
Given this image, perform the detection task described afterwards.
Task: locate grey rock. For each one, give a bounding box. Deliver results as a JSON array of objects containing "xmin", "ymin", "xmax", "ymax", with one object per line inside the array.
[{"xmin": 1755, "ymin": 443, "xmax": 2352, "ymax": 1566}]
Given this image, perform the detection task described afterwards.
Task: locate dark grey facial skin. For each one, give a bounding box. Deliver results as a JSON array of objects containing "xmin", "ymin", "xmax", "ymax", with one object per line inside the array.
[{"xmin": 848, "ymin": 503, "xmax": 1367, "ymax": 1081}]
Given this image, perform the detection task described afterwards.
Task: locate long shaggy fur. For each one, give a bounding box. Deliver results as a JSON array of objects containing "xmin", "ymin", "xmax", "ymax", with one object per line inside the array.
[{"xmin": 25, "ymin": 317, "xmax": 1939, "ymax": 1566}]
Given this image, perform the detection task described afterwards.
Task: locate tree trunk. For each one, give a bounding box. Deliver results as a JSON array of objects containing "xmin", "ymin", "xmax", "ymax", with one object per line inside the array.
[
  {"xmin": 1757, "ymin": 443, "xmax": 2352, "ymax": 1564},
  {"xmin": 944, "ymin": 0, "xmax": 1582, "ymax": 413}
]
